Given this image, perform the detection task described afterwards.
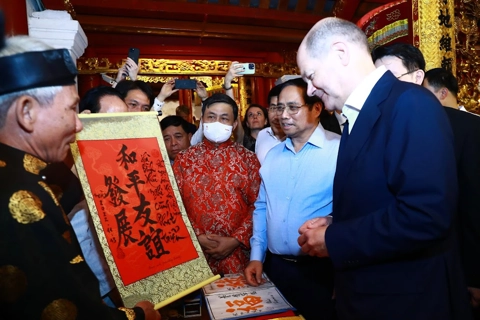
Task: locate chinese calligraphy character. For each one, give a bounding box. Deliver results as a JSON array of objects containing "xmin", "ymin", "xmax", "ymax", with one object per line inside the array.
[
  {"xmin": 126, "ymin": 170, "xmax": 145, "ymax": 198},
  {"xmin": 441, "ymin": 56, "xmax": 453, "ymax": 72},
  {"xmin": 133, "ymin": 193, "xmax": 156, "ymax": 226},
  {"xmin": 117, "ymin": 144, "xmax": 137, "ymax": 170},
  {"xmin": 104, "ymin": 175, "xmax": 129, "ymax": 207},
  {"xmin": 439, "ymin": 34, "xmax": 452, "ymax": 52},
  {"xmin": 141, "ymin": 152, "xmax": 159, "ymax": 185},
  {"xmin": 438, "ymin": 9, "xmax": 452, "ymax": 28},
  {"xmin": 216, "ymin": 275, "xmax": 247, "ymax": 288},
  {"xmin": 138, "ymin": 226, "xmax": 170, "ymax": 260},
  {"xmin": 161, "ymin": 225, "xmax": 186, "ymax": 243},
  {"xmin": 225, "ymin": 295, "xmax": 264, "ymax": 313},
  {"xmin": 115, "ymin": 208, "xmax": 138, "ymax": 247}
]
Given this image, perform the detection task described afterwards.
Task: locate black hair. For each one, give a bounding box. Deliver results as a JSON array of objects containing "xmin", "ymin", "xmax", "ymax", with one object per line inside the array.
[
  {"xmin": 371, "ymin": 43, "xmax": 426, "ymax": 72},
  {"xmin": 242, "ymin": 104, "xmax": 269, "ymax": 137},
  {"xmin": 201, "ymin": 93, "xmax": 239, "ymax": 121},
  {"xmin": 277, "ymin": 77, "xmax": 323, "ymax": 110},
  {"xmin": 160, "ymin": 115, "xmax": 191, "ymax": 134},
  {"xmin": 115, "ymin": 79, "xmax": 155, "ymax": 107},
  {"xmin": 267, "ymin": 85, "xmax": 282, "ymax": 106},
  {"xmin": 79, "ymin": 86, "xmax": 124, "ymax": 113},
  {"xmin": 424, "ymin": 68, "xmax": 459, "ymax": 97}
]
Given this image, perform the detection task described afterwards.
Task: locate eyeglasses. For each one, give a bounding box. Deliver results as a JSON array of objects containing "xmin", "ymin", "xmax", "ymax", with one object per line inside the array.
[
  {"xmin": 273, "ymin": 103, "xmax": 309, "ymax": 115},
  {"xmin": 396, "ymin": 69, "xmax": 418, "ymax": 79},
  {"xmin": 268, "ymin": 104, "xmax": 277, "ymax": 113}
]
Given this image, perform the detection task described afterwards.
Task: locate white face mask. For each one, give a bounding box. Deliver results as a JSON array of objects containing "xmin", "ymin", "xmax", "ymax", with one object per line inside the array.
[{"xmin": 203, "ymin": 121, "xmax": 233, "ymax": 144}]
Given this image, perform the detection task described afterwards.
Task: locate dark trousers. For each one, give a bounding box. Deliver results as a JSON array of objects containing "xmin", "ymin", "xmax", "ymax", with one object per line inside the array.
[{"xmin": 263, "ymin": 252, "xmax": 336, "ymax": 320}]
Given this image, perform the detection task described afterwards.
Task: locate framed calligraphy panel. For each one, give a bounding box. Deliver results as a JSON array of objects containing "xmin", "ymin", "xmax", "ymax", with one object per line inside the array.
[{"xmin": 71, "ymin": 112, "xmax": 219, "ymax": 309}]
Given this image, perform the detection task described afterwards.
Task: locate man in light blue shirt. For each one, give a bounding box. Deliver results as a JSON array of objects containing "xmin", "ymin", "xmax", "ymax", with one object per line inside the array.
[{"xmin": 244, "ymin": 78, "xmax": 340, "ymax": 319}]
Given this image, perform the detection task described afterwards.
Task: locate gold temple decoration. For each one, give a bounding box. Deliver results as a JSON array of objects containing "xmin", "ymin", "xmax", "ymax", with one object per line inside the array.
[
  {"xmin": 455, "ymin": 0, "xmax": 480, "ymax": 113},
  {"xmin": 77, "ymin": 58, "xmax": 299, "ymax": 78},
  {"xmin": 414, "ymin": 0, "xmax": 456, "ymax": 73},
  {"xmin": 238, "ymin": 77, "xmax": 248, "ymax": 118},
  {"xmin": 63, "ymin": 0, "xmax": 76, "ymax": 19}
]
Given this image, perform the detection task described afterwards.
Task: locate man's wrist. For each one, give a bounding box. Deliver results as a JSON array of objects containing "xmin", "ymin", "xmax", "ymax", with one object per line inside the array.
[{"xmin": 222, "ymin": 83, "xmax": 232, "ymax": 91}]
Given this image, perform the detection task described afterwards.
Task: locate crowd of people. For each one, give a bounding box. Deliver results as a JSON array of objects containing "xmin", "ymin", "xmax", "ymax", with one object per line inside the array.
[{"xmin": 1, "ymin": 11, "xmax": 479, "ymax": 320}]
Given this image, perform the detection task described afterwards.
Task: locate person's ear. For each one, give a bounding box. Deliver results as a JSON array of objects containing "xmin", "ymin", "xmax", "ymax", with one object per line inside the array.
[
  {"xmin": 14, "ymin": 96, "xmax": 37, "ymax": 133},
  {"xmin": 187, "ymin": 132, "xmax": 192, "ymax": 143},
  {"xmin": 232, "ymin": 119, "xmax": 238, "ymax": 131},
  {"xmin": 312, "ymin": 102, "xmax": 323, "ymax": 118},
  {"xmin": 414, "ymin": 70, "xmax": 425, "ymax": 85},
  {"xmin": 439, "ymin": 87, "xmax": 449, "ymax": 100},
  {"xmin": 331, "ymin": 41, "xmax": 349, "ymax": 66}
]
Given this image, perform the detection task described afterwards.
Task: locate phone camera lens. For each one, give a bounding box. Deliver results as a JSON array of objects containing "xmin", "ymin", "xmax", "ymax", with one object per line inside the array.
[{"xmin": 249, "ymin": 63, "xmax": 254, "ymax": 69}]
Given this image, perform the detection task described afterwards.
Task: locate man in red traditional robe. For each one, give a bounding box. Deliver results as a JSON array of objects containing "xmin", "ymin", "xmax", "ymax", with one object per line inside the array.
[{"xmin": 173, "ymin": 93, "xmax": 261, "ymax": 275}]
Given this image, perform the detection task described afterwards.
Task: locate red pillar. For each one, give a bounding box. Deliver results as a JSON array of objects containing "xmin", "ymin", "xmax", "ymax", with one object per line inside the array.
[
  {"xmin": 1, "ymin": 0, "xmax": 28, "ymax": 35},
  {"xmin": 77, "ymin": 74, "xmax": 102, "ymax": 98}
]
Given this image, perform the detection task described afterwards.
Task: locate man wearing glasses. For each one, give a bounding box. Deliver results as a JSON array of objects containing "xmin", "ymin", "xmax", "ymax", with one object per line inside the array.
[
  {"xmin": 244, "ymin": 78, "xmax": 340, "ymax": 319},
  {"xmin": 371, "ymin": 42, "xmax": 425, "ymax": 85},
  {"xmin": 255, "ymin": 84, "xmax": 286, "ymax": 165}
]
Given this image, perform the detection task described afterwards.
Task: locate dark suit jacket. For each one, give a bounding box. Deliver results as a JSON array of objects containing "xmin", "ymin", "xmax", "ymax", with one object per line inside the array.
[
  {"xmin": 325, "ymin": 71, "xmax": 472, "ymax": 320},
  {"xmin": 320, "ymin": 109, "xmax": 342, "ymax": 135},
  {"xmin": 444, "ymin": 107, "xmax": 480, "ymax": 289}
]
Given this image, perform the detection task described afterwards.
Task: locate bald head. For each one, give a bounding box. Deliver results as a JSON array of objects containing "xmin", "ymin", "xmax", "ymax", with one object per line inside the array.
[
  {"xmin": 297, "ymin": 17, "xmax": 376, "ymax": 112},
  {"xmin": 303, "ymin": 17, "xmax": 370, "ymax": 59}
]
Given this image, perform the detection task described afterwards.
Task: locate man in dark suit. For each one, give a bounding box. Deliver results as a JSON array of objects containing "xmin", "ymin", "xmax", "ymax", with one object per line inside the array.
[
  {"xmin": 296, "ymin": 17, "xmax": 472, "ymax": 319},
  {"xmin": 424, "ymin": 68, "xmax": 480, "ymax": 318}
]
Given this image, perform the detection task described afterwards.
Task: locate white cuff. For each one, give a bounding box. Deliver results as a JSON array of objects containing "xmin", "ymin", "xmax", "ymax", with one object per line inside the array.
[{"xmin": 152, "ymin": 98, "xmax": 165, "ymax": 112}]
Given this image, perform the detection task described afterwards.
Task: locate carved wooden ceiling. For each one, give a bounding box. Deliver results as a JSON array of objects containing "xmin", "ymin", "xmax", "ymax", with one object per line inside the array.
[{"xmin": 41, "ymin": 0, "xmax": 394, "ymax": 61}]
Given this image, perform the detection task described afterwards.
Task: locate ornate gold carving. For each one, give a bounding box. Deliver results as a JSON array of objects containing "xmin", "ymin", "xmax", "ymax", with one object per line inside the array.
[
  {"xmin": 63, "ymin": 0, "xmax": 76, "ymax": 19},
  {"xmin": 0, "ymin": 265, "xmax": 27, "ymax": 303},
  {"xmin": 38, "ymin": 181, "xmax": 60, "ymax": 206},
  {"xmin": 416, "ymin": 0, "xmax": 456, "ymax": 72},
  {"xmin": 41, "ymin": 299, "xmax": 78, "ymax": 320},
  {"xmin": 118, "ymin": 307, "xmax": 137, "ymax": 320},
  {"xmin": 78, "ymin": 58, "xmax": 298, "ymax": 78},
  {"xmin": 136, "ymin": 76, "xmax": 175, "ymax": 83},
  {"xmin": 69, "ymin": 255, "xmax": 84, "ymax": 264},
  {"xmin": 23, "ymin": 154, "xmax": 46, "ymax": 175},
  {"xmin": 0, "ymin": 160, "xmax": 6, "ymax": 167},
  {"xmin": 9, "ymin": 190, "xmax": 45, "ymax": 224},
  {"xmin": 455, "ymin": 0, "xmax": 480, "ymax": 113},
  {"xmin": 239, "ymin": 77, "xmax": 248, "ymax": 117},
  {"xmin": 386, "ymin": 9, "xmax": 402, "ymax": 21}
]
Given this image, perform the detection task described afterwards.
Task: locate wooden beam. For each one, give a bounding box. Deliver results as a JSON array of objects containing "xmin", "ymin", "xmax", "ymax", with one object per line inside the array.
[
  {"xmin": 259, "ymin": 0, "xmax": 271, "ymax": 9},
  {"xmin": 77, "ymin": 14, "xmax": 308, "ymax": 43},
  {"xmin": 46, "ymin": 0, "xmax": 323, "ymax": 25},
  {"xmin": 295, "ymin": 0, "xmax": 309, "ymax": 13},
  {"xmin": 278, "ymin": 0, "xmax": 290, "ymax": 11},
  {"xmin": 334, "ymin": 0, "xmax": 361, "ymax": 21}
]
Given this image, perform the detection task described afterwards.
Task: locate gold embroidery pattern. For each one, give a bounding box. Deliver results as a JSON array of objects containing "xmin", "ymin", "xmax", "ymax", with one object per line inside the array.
[
  {"xmin": 0, "ymin": 265, "xmax": 27, "ymax": 303},
  {"xmin": 23, "ymin": 154, "xmax": 47, "ymax": 175},
  {"xmin": 38, "ymin": 181, "xmax": 60, "ymax": 206},
  {"xmin": 118, "ymin": 307, "xmax": 136, "ymax": 320},
  {"xmin": 69, "ymin": 255, "xmax": 84, "ymax": 264},
  {"xmin": 48, "ymin": 184, "xmax": 64, "ymax": 201},
  {"xmin": 0, "ymin": 160, "xmax": 6, "ymax": 167},
  {"xmin": 41, "ymin": 299, "xmax": 77, "ymax": 320},
  {"xmin": 9, "ymin": 190, "xmax": 45, "ymax": 224}
]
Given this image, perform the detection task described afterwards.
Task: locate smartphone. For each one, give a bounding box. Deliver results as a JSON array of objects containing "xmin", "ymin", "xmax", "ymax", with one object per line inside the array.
[
  {"xmin": 128, "ymin": 47, "xmax": 140, "ymax": 65},
  {"xmin": 236, "ymin": 62, "xmax": 255, "ymax": 75},
  {"xmin": 175, "ymin": 79, "xmax": 197, "ymax": 89}
]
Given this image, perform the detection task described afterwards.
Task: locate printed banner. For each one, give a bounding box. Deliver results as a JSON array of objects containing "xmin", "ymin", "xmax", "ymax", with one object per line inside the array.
[
  {"xmin": 71, "ymin": 112, "xmax": 219, "ymax": 308},
  {"xmin": 77, "ymin": 138, "xmax": 198, "ymax": 285}
]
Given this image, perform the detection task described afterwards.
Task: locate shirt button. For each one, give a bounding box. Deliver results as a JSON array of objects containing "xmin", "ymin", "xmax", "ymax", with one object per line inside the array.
[{"xmin": 286, "ymin": 196, "xmax": 290, "ymax": 200}]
